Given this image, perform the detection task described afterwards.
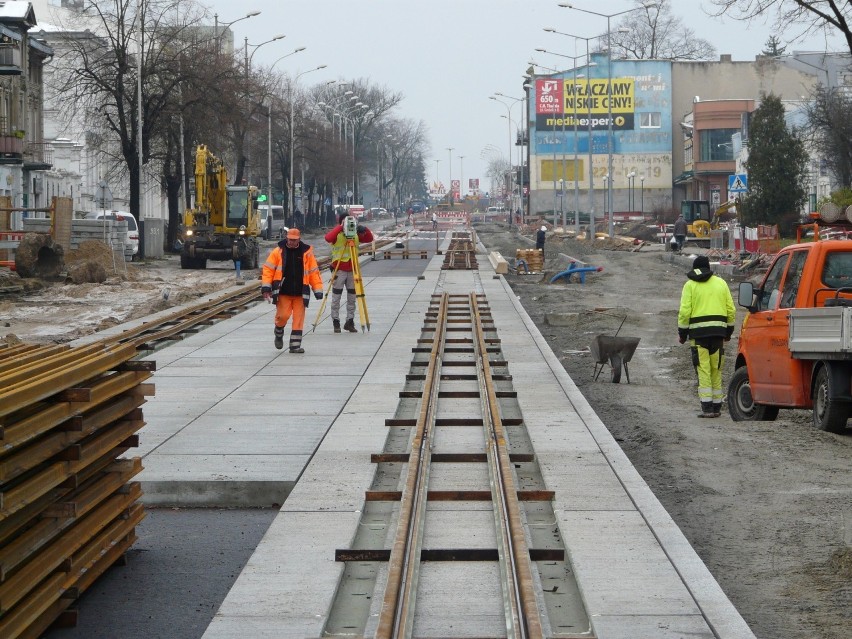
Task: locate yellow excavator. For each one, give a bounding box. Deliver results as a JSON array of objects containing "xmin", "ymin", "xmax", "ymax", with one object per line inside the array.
[
  {"xmin": 680, "ymin": 199, "xmax": 737, "ymax": 245},
  {"xmin": 180, "ymin": 145, "xmax": 261, "ymax": 269}
]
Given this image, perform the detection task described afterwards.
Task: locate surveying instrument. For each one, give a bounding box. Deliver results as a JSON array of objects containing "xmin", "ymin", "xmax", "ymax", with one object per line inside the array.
[{"xmin": 312, "ymin": 215, "xmax": 370, "ymax": 332}]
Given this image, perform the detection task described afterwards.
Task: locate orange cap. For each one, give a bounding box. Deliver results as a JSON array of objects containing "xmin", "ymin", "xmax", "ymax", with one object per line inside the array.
[{"xmin": 287, "ymin": 228, "xmax": 300, "ymax": 240}]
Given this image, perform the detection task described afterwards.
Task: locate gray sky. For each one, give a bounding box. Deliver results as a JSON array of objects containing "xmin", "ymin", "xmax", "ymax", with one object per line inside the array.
[{"xmin": 204, "ymin": 0, "xmax": 842, "ymax": 190}]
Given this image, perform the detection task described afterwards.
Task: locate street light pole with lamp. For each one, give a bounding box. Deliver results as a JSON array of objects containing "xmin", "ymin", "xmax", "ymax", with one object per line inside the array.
[
  {"xmin": 289, "ymin": 65, "xmax": 327, "ymax": 225},
  {"xmin": 214, "ymin": 11, "xmax": 260, "ymax": 54},
  {"xmin": 559, "ymin": 2, "xmax": 658, "ymax": 237},
  {"xmin": 640, "ymin": 174, "xmax": 645, "ymax": 213},
  {"xmin": 446, "ymin": 147, "xmax": 454, "ymax": 204},
  {"xmin": 458, "ymin": 155, "xmax": 464, "ymax": 202},
  {"xmin": 533, "ymin": 49, "xmax": 591, "ymax": 235},
  {"xmin": 490, "ymin": 94, "xmax": 525, "ymax": 224},
  {"xmin": 265, "ymin": 48, "xmax": 308, "ymax": 217},
  {"xmin": 494, "ymin": 90, "xmax": 529, "ymax": 223}
]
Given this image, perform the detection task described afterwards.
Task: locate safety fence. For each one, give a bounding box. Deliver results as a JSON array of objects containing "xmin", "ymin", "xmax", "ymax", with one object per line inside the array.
[{"xmin": 0, "ymin": 341, "xmax": 152, "ymax": 637}]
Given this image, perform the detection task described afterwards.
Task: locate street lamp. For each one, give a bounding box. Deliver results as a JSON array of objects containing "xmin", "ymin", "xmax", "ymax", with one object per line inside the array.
[
  {"xmin": 289, "ymin": 65, "xmax": 327, "ymax": 225},
  {"xmin": 266, "ymin": 48, "xmax": 309, "ymax": 216},
  {"xmin": 435, "ymin": 158, "xmax": 441, "ymax": 193},
  {"xmin": 458, "ymin": 155, "xmax": 464, "ymax": 202},
  {"xmin": 627, "ymin": 171, "xmax": 636, "ymax": 211},
  {"xmin": 560, "ymin": 2, "xmax": 658, "ymax": 237},
  {"xmin": 495, "ymin": 91, "xmax": 528, "ymax": 223},
  {"xmin": 243, "ymin": 34, "xmax": 286, "ymax": 76},
  {"xmin": 446, "ymin": 147, "xmax": 454, "ymax": 204},
  {"xmin": 214, "ymin": 11, "xmax": 260, "ymax": 53},
  {"xmin": 491, "ymin": 94, "xmax": 524, "ymax": 224},
  {"xmin": 640, "ymin": 174, "xmax": 645, "ymax": 213}
]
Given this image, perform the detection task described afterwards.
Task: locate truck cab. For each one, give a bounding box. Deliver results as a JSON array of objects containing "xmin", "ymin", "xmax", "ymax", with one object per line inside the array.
[{"xmin": 730, "ymin": 239, "xmax": 852, "ymax": 431}]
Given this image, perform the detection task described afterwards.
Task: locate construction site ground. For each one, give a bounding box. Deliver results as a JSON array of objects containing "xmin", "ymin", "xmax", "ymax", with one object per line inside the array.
[{"xmin": 0, "ymin": 223, "xmax": 849, "ymax": 639}]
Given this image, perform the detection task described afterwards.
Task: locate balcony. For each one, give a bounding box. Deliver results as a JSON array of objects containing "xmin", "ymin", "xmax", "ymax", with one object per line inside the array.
[
  {"xmin": 24, "ymin": 142, "xmax": 53, "ymax": 171},
  {"xmin": 0, "ymin": 135, "xmax": 23, "ymax": 162},
  {"xmin": 0, "ymin": 42, "xmax": 22, "ymax": 75}
]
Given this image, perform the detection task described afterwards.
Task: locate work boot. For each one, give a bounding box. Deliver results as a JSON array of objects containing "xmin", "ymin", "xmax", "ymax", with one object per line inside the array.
[
  {"xmin": 274, "ymin": 328, "xmax": 284, "ymax": 350},
  {"xmin": 712, "ymin": 403, "xmax": 722, "ymax": 418},
  {"xmin": 343, "ymin": 318, "xmax": 358, "ymax": 333},
  {"xmin": 697, "ymin": 402, "xmax": 715, "ymax": 418},
  {"xmin": 333, "ymin": 319, "xmax": 341, "ymax": 333},
  {"xmin": 289, "ymin": 346, "xmax": 305, "ymax": 354}
]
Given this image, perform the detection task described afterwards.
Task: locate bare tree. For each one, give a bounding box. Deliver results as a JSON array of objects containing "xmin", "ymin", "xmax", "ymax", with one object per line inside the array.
[
  {"xmin": 709, "ymin": 0, "xmax": 852, "ymax": 56},
  {"xmin": 611, "ymin": 0, "xmax": 717, "ymax": 60},
  {"xmin": 804, "ymin": 86, "xmax": 852, "ymax": 186}
]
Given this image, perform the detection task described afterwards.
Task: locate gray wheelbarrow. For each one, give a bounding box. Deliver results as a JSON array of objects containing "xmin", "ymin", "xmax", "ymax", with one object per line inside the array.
[{"xmin": 590, "ymin": 335, "xmax": 641, "ymax": 383}]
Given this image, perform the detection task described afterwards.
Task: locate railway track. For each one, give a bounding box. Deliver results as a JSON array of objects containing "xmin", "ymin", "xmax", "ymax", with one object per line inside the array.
[{"xmin": 326, "ymin": 286, "xmax": 592, "ymax": 638}]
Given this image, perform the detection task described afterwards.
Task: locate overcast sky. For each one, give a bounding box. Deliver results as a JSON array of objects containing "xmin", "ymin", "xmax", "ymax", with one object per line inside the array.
[{"xmin": 203, "ymin": 0, "xmax": 842, "ymax": 190}]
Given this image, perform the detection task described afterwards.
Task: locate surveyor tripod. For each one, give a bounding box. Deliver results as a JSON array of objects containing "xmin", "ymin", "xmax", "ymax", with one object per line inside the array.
[{"xmin": 312, "ymin": 238, "xmax": 370, "ymax": 332}]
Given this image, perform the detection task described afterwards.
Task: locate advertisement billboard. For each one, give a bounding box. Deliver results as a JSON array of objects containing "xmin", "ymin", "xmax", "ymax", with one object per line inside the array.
[{"xmin": 536, "ymin": 78, "xmax": 635, "ymax": 131}]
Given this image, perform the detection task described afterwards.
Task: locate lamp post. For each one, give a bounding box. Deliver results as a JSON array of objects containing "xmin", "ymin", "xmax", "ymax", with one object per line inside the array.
[
  {"xmin": 266, "ymin": 48, "xmax": 308, "ymax": 215},
  {"xmin": 627, "ymin": 171, "xmax": 635, "ymax": 211},
  {"xmin": 495, "ymin": 90, "xmax": 528, "ymax": 223},
  {"xmin": 446, "ymin": 147, "xmax": 454, "ymax": 204},
  {"xmin": 289, "ymin": 65, "xmax": 327, "ymax": 226},
  {"xmin": 491, "ymin": 94, "xmax": 525, "ymax": 225},
  {"xmin": 435, "ymin": 158, "xmax": 441, "ymax": 196},
  {"xmin": 534, "ymin": 49, "xmax": 592, "ymax": 236},
  {"xmin": 243, "ymin": 34, "xmax": 286, "ymax": 77},
  {"xmin": 559, "ymin": 2, "xmax": 658, "ymax": 237},
  {"xmin": 214, "ymin": 11, "xmax": 260, "ymax": 54},
  {"xmin": 458, "ymin": 155, "xmax": 464, "ymax": 202},
  {"xmin": 640, "ymin": 174, "xmax": 645, "ymax": 213}
]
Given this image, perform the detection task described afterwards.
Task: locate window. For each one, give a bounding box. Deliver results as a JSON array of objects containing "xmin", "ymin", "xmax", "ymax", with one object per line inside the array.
[
  {"xmin": 779, "ymin": 250, "xmax": 808, "ymax": 308},
  {"xmin": 699, "ymin": 128, "xmax": 738, "ymax": 161},
  {"xmin": 640, "ymin": 112, "xmax": 661, "ymax": 129},
  {"xmin": 759, "ymin": 253, "xmax": 789, "ymax": 311},
  {"xmin": 822, "ymin": 251, "xmax": 852, "ymax": 290}
]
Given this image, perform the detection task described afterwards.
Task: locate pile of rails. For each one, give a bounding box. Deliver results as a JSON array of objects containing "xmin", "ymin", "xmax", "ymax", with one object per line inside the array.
[{"xmin": 0, "ymin": 340, "xmax": 152, "ymax": 637}]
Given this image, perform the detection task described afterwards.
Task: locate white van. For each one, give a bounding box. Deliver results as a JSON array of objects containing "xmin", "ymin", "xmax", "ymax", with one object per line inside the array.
[
  {"xmin": 89, "ymin": 211, "xmax": 139, "ymax": 260},
  {"xmin": 257, "ymin": 204, "xmax": 287, "ymax": 240}
]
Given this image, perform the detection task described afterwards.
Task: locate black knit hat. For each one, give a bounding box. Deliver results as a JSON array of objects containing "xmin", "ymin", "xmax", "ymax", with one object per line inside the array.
[{"xmin": 692, "ymin": 255, "xmax": 710, "ymax": 270}]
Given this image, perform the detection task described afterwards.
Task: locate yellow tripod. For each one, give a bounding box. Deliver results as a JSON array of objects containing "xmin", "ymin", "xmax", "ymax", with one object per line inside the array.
[{"xmin": 312, "ymin": 238, "xmax": 370, "ymax": 332}]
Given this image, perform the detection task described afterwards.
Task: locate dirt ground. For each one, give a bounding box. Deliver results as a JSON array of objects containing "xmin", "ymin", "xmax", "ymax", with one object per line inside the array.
[
  {"xmin": 475, "ymin": 221, "xmax": 851, "ymax": 639},
  {"xmin": 2, "ymin": 229, "xmax": 850, "ymax": 637}
]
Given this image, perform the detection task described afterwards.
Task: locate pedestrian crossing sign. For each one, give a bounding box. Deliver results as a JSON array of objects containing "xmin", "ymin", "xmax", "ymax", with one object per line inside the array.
[{"xmin": 728, "ymin": 174, "xmax": 748, "ymax": 193}]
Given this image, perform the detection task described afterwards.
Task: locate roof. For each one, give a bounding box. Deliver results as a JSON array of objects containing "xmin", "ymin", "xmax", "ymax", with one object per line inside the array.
[{"xmin": 0, "ymin": 2, "xmax": 36, "ymax": 25}]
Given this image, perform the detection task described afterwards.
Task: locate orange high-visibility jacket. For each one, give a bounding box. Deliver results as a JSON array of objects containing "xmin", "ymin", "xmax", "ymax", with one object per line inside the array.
[{"xmin": 261, "ymin": 242, "xmax": 323, "ymax": 305}]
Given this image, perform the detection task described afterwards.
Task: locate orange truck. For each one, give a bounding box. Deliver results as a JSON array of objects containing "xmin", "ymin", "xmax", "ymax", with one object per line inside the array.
[{"xmin": 728, "ymin": 239, "xmax": 852, "ymax": 432}]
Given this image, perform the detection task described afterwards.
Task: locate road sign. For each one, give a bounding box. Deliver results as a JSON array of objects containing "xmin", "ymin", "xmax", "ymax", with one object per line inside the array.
[
  {"xmin": 95, "ymin": 180, "xmax": 113, "ymax": 210},
  {"xmin": 728, "ymin": 174, "xmax": 748, "ymax": 193}
]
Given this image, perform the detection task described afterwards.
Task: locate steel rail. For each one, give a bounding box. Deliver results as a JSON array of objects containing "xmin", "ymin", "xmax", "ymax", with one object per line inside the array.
[
  {"xmin": 376, "ymin": 293, "xmax": 449, "ymax": 638},
  {"xmin": 471, "ymin": 292, "xmax": 544, "ymax": 639}
]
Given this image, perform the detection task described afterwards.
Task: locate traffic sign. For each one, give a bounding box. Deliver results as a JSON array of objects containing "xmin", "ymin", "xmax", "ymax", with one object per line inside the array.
[{"xmin": 728, "ymin": 174, "xmax": 748, "ymax": 193}]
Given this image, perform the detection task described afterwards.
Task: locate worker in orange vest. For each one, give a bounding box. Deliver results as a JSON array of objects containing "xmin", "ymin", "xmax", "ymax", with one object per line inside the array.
[{"xmin": 261, "ymin": 228, "xmax": 324, "ymax": 352}]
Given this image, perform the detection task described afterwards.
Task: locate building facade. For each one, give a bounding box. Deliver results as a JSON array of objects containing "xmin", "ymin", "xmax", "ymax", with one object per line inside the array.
[{"xmin": 526, "ymin": 52, "xmax": 832, "ymax": 223}]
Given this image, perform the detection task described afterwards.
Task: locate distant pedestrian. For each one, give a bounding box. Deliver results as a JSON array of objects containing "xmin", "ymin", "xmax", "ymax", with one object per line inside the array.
[
  {"xmin": 431, "ymin": 211, "xmax": 438, "ymax": 230},
  {"xmin": 673, "ymin": 214, "xmax": 688, "ymax": 252},
  {"xmin": 536, "ymin": 225, "xmax": 546, "ymax": 257},
  {"xmin": 677, "ymin": 255, "xmax": 736, "ymax": 417},
  {"xmin": 261, "ymin": 228, "xmax": 324, "ymax": 353}
]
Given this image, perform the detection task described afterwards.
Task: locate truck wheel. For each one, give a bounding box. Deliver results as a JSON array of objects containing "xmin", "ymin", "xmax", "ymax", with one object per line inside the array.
[
  {"xmin": 812, "ymin": 366, "xmax": 849, "ymax": 433},
  {"xmin": 728, "ymin": 367, "xmax": 779, "ymax": 421}
]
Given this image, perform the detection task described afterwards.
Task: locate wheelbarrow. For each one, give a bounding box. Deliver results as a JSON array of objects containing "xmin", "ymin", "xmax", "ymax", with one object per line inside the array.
[{"xmin": 590, "ymin": 335, "xmax": 641, "ymax": 383}]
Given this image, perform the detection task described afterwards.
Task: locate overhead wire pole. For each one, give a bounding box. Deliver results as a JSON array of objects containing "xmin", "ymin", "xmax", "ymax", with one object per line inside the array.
[
  {"xmin": 560, "ymin": 1, "xmax": 659, "ymax": 237},
  {"xmin": 494, "ymin": 90, "xmax": 528, "ymax": 224}
]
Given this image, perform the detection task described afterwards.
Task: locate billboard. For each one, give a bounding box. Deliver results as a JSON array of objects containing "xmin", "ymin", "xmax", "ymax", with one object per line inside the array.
[{"xmin": 536, "ymin": 78, "xmax": 635, "ymax": 131}]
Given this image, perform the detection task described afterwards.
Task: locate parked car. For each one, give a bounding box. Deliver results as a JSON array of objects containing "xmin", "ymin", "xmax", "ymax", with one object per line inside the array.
[
  {"xmin": 257, "ymin": 204, "xmax": 287, "ymax": 240},
  {"xmin": 369, "ymin": 207, "xmax": 387, "ymax": 219},
  {"xmin": 89, "ymin": 211, "xmax": 139, "ymax": 260}
]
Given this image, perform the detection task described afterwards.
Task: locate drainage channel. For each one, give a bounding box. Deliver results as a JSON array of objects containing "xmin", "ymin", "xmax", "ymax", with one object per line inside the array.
[{"xmin": 323, "ymin": 287, "xmax": 593, "ymax": 638}]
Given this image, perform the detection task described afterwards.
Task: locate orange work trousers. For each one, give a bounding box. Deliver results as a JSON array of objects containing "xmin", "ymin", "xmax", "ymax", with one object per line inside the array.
[{"xmin": 275, "ymin": 295, "xmax": 306, "ymax": 331}]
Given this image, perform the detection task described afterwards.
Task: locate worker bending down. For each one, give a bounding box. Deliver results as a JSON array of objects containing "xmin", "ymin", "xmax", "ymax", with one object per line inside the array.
[
  {"xmin": 678, "ymin": 255, "xmax": 736, "ymax": 417},
  {"xmin": 261, "ymin": 228, "xmax": 323, "ymax": 353}
]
